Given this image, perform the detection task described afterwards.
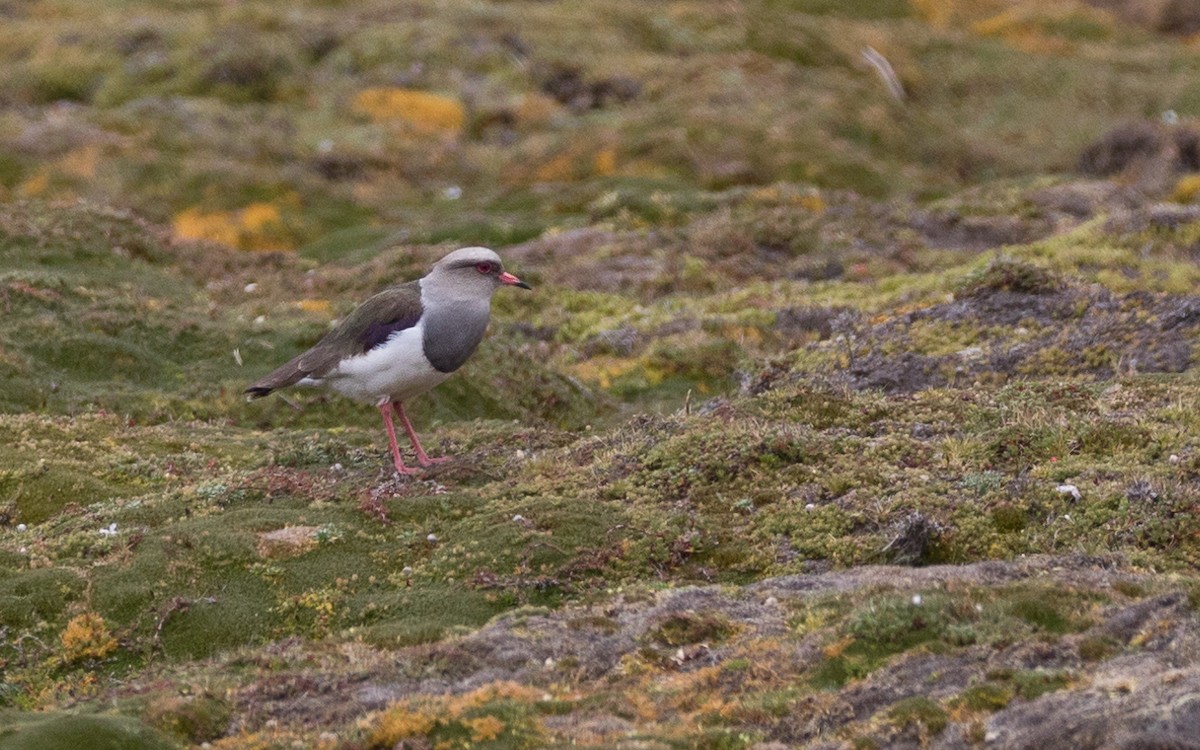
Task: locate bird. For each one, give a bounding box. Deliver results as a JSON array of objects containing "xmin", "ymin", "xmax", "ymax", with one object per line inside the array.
[{"xmin": 245, "ymin": 246, "xmax": 531, "ymax": 475}]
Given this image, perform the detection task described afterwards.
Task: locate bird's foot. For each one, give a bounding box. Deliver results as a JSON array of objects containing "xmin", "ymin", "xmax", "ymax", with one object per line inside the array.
[{"xmin": 392, "ymin": 462, "xmax": 420, "ymax": 476}]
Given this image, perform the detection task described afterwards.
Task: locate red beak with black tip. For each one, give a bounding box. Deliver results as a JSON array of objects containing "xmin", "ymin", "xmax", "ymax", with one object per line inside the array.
[{"xmin": 499, "ymin": 271, "xmax": 532, "ymax": 290}]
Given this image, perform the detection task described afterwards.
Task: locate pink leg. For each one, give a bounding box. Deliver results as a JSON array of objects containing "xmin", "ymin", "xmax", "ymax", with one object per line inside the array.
[
  {"xmin": 378, "ymin": 401, "xmax": 417, "ymax": 475},
  {"xmin": 393, "ymin": 402, "xmax": 449, "ymax": 467}
]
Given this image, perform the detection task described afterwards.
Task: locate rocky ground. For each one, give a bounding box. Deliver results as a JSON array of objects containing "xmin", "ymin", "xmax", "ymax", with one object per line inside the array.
[{"xmin": 3, "ymin": 1, "xmax": 1200, "ymax": 748}]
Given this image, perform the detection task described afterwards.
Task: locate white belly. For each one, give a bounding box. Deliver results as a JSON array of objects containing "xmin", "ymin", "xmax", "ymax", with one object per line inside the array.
[{"xmin": 316, "ymin": 322, "xmax": 451, "ymax": 404}]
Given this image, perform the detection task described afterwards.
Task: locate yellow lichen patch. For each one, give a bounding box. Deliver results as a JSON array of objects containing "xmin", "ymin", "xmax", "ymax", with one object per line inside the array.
[
  {"xmin": 369, "ymin": 707, "xmax": 437, "ymax": 745},
  {"xmin": 909, "ymin": 0, "xmax": 964, "ymax": 28},
  {"xmin": 352, "ymin": 87, "xmax": 465, "ymax": 134},
  {"xmin": 515, "ymin": 91, "xmax": 561, "ymax": 126},
  {"xmin": 1172, "ymin": 174, "xmax": 1200, "ymax": 203},
  {"xmin": 822, "ymin": 635, "xmax": 855, "ymax": 659},
  {"xmin": 911, "ymin": 0, "xmax": 1114, "ymax": 51},
  {"xmin": 594, "ymin": 148, "xmax": 618, "ymax": 176},
  {"xmin": 296, "ymin": 298, "xmax": 332, "ymax": 314},
  {"xmin": 623, "ymin": 688, "xmax": 660, "ymax": 722},
  {"xmin": 517, "ymin": 141, "xmax": 621, "ymax": 184},
  {"xmin": 720, "ymin": 325, "xmax": 764, "ymax": 345},
  {"xmin": 60, "ymin": 611, "xmax": 117, "ymax": 662},
  {"xmin": 569, "ymin": 355, "xmax": 655, "ymax": 390},
  {"xmin": 59, "ymin": 144, "xmax": 102, "ymax": 179},
  {"xmin": 748, "ymin": 184, "xmax": 826, "ymax": 213},
  {"xmin": 367, "ymin": 681, "xmax": 544, "ymax": 749},
  {"xmin": 17, "ymin": 169, "xmax": 51, "ymax": 198},
  {"xmin": 533, "ymin": 151, "xmax": 577, "ymax": 183},
  {"xmin": 464, "ymin": 715, "xmax": 505, "ymax": 742},
  {"xmin": 971, "ymin": 8, "xmax": 1076, "ymax": 54},
  {"xmin": 240, "ymin": 201, "xmax": 282, "ymax": 232},
  {"xmin": 172, "ymin": 207, "xmax": 242, "ymax": 247},
  {"xmin": 796, "ymin": 191, "xmax": 826, "ymax": 213},
  {"xmin": 909, "ymin": 0, "xmax": 1022, "ymax": 28},
  {"xmin": 171, "ymin": 202, "xmax": 293, "ymax": 251}
]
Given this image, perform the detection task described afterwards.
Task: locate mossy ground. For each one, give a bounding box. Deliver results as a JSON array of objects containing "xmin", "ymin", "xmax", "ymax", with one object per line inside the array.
[{"xmin": 3, "ymin": 0, "xmax": 1200, "ymax": 748}]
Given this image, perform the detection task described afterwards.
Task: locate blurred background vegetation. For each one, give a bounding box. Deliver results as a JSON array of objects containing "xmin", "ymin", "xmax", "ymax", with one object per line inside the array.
[{"xmin": 3, "ymin": 0, "xmax": 1200, "ymax": 251}]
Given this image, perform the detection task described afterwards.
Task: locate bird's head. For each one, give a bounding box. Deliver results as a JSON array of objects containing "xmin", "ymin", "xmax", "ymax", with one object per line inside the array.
[{"xmin": 426, "ymin": 246, "xmax": 531, "ymax": 300}]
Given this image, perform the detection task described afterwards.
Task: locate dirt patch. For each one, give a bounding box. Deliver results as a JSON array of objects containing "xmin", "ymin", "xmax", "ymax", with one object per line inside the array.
[
  {"xmin": 811, "ymin": 274, "xmax": 1200, "ymax": 394},
  {"xmin": 1084, "ymin": 0, "xmax": 1200, "ymax": 35},
  {"xmin": 909, "ymin": 210, "xmax": 1052, "ymax": 251},
  {"xmin": 1077, "ymin": 120, "xmax": 1200, "ymax": 192}
]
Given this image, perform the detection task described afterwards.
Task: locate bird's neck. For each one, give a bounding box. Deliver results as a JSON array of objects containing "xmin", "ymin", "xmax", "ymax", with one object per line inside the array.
[{"xmin": 419, "ymin": 277, "xmax": 495, "ymax": 308}]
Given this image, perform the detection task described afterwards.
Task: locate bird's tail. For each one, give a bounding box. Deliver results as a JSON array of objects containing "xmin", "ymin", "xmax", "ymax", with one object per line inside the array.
[{"xmin": 244, "ymin": 357, "xmax": 311, "ymax": 401}]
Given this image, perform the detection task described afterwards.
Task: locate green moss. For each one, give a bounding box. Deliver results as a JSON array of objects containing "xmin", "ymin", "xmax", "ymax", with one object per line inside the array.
[
  {"xmin": 1110, "ymin": 580, "xmax": 1146, "ymax": 598},
  {"xmin": 143, "ymin": 693, "xmax": 231, "ymax": 744},
  {"xmin": 0, "ymin": 711, "xmax": 177, "ymax": 750},
  {"xmin": 990, "ymin": 505, "xmax": 1027, "ymax": 533},
  {"xmin": 1013, "ymin": 669, "xmax": 1072, "ymax": 700},
  {"xmin": 811, "ymin": 592, "xmax": 958, "ymax": 689},
  {"xmin": 887, "ymin": 696, "xmax": 948, "ymax": 735},
  {"xmin": 959, "ymin": 257, "xmax": 1059, "ymax": 297},
  {"xmin": 0, "ymin": 568, "xmax": 86, "ymax": 629},
  {"xmin": 1077, "ymin": 635, "xmax": 1118, "ymax": 662},
  {"xmin": 952, "ymin": 682, "xmax": 1014, "ymax": 712},
  {"xmin": 1008, "ymin": 594, "xmax": 1072, "ymax": 635},
  {"xmin": 648, "ymin": 611, "xmax": 737, "ymax": 647},
  {"xmin": 690, "ymin": 728, "xmax": 757, "ymax": 750}
]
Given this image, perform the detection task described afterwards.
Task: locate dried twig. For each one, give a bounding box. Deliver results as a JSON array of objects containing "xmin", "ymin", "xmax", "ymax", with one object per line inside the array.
[
  {"xmin": 861, "ymin": 46, "xmax": 906, "ymax": 102},
  {"xmin": 277, "ymin": 393, "xmax": 302, "ymax": 411}
]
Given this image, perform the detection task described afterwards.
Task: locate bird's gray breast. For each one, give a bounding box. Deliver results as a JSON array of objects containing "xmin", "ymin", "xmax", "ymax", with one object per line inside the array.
[{"xmin": 421, "ymin": 301, "xmax": 490, "ymax": 374}]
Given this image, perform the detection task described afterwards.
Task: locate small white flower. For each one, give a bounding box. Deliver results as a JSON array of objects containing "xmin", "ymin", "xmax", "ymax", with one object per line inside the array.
[
  {"xmin": 426, "ymin": 533, "xmax": 438, "ymax": 543},
  {"xmin": 515, "ymin": 449, "xmax": 526, "ymax": 459},
  {"xmin": 253, "ymin": 315, "xmax": 266, "ymax": 326},
  {"xmin": 331, "ymin": 463, "xmax": 344, "ymax": 473},
  {"xmin": 543, "ymin": 657, "xmax": 555, "ymax": 669},
  {"xmin": 99, "ymin": 523, "xmax": 118, "ymax": 537},
  {"xmin": 805, "ymin": 503, "xmax": 816, "ymax": 511},
  {"xmin": 1169, "ymin": 454, "xmax": 1180, "ymax": 464},
  {"xmin": 512, "ymin": 514, "xmax": 525, "ymax": 523},
  {"xmin": 243, "ymin": 282, "xmax": 258, "ymax": 293},
  {"xmin": 912, "ymin": 594, "xmax": 923, "ymax": 606},
  {"xmin": 1056, "ymin": 484, "xmax": 1081, "ymax": 501},
  {"xmin": 401, "ymin": 566, "xmax": 413, "ymax": 577},
  {"xmin": 16, "ymin": 523, "xmax": 26, "ymax": 532},
  {"xmin": 975, "ymin": 603, "xmax": 984, "ymax": 612},
  {"xmin": 764, "ymin": 596, "xmax": 779, "ymax": 607},
  {"xmin": 443, "ymin": 186, "xmax": 463, "ymax": 200}
]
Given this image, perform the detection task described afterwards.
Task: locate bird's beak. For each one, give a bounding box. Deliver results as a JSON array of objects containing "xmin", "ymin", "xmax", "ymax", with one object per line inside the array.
[{"xmin": 499, "ymin": 271, "xmax": 532, "ymax": 290}]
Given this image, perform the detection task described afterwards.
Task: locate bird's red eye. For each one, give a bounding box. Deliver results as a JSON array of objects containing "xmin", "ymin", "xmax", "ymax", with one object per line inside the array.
[{"xmin": 476, "ymin": 262, "xmax": 494, "ymax": 274}]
